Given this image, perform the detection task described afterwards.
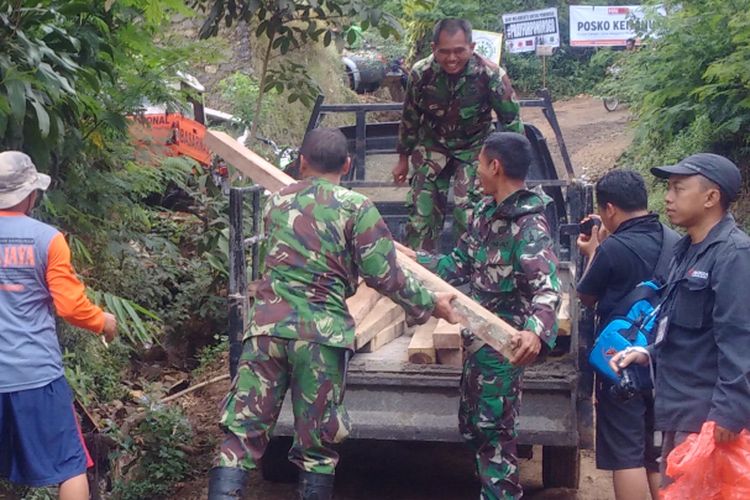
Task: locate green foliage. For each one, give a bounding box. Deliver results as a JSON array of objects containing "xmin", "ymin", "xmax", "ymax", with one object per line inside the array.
[
  {"xmin": 610, "ymin": 0, "xmax": 750, "ymax": 227},
  {"xmin": 193, "ymin": 0, "xmax": 403, "ymax": 143},
  {"xmin": 0, "ymin": 2, "xmax": 113, "ymax": 167},
  {"xmin": 217, "ymin": 72, "xmax": 270, "ymax": 125},
  {"xmin": 359, "ymin": 29, "xmax": 408, "ymax": 62},
  {"xmin": 111, "ymin": 404, "xmax": 194, "ymax": 500},
  {"xmin": 61, "ymin": 323, "xmax": 131, "ymax": 406},
  {"xmin": 504, "ymin": 46, "xmax": 604, "ymax": 97},
  {"xmin": 193, "ymin": 333, "xmax": 229, "ymax": 376},
  {"xmin": 0, "ymin": 479, "xmax": 56, "ymax": 499},
  {"xmin": 0, "ymin": 0, "xmax": 201, "ymax": 167}
]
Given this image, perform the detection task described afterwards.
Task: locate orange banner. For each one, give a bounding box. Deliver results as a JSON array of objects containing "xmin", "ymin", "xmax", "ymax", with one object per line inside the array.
[{"xmin": 128, "ymin": 113, "xmax": 212, "ymax": 166}]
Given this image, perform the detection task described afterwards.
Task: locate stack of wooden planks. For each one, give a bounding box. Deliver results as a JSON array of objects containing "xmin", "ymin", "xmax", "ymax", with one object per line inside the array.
[{"xmin": 345, "ymin": 278, "xmax": 463, "ymax": 366}]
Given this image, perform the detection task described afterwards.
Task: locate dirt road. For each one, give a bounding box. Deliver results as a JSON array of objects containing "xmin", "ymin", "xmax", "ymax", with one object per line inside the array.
[
  {"xmin": 521, "ymin": 94, "xmax": 632, "ymax": 180},
  {"xmin": 175, "ymin": 96, "xmax": 630, "ymax": 500}
]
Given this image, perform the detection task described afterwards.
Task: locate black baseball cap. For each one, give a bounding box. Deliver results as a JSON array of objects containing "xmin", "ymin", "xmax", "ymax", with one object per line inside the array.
[{"xmin": 651, "ymin": 153, "xmax": 742, "ymax": 201}]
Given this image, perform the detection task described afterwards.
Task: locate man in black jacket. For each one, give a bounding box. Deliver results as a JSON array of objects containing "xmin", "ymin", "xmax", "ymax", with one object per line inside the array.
[
  {"xmin": 577, "ymin": 170, "xmax": 677, "ymax": 500},
  {"xmin": 612, "ymin": 153, "xmax": 750, "ymax": 484}
]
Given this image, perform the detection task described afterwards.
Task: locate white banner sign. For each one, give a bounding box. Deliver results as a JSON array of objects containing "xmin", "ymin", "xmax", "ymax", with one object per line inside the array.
[
  {"xmin": 473, "ymin": 30, "xmax": 504, "ymax": 65},
  {"xmin": 502, "ymin": 7, "xmax": 560, "ymax": 54},
  {"xmin": 569, "ymin": 5, "xmax": 660, "ymax": 47}
]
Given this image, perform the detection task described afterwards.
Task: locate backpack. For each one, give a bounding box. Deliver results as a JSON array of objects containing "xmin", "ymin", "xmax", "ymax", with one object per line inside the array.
[{"xmin": 588, "ymin": 224, "xmax": 680, "ymax": 384}]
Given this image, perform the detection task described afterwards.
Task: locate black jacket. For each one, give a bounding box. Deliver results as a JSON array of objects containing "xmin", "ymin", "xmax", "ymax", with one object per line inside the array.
[{"xmin": 654, "ymin": 214, "xmax": 750, "ymax": 433}]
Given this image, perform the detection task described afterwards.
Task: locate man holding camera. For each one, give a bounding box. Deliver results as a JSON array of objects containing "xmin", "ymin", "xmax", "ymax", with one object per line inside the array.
[
  {"xmin": 612, "ymin": 153, "xmax": 750, "ymax": 485},
  {"xmin": 577, "ymin": 170, "xmax": 677, "ymax": 500}
]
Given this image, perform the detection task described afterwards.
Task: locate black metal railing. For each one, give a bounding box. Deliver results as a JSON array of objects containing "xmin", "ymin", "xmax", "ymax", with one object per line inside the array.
[{"xmin": 227, "ymin": 185, "xmax": 264, "ymax": 379}]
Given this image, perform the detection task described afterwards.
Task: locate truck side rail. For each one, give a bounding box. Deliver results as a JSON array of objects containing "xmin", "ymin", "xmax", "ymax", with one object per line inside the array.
[{"xmin": 305, "ymin": 89, "xmax": 575, "ymax": 180}]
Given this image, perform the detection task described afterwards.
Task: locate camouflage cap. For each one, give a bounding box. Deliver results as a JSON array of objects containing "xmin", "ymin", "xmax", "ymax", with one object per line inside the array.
[{"xmin": 0, "ymin": 151, "xmax": 51, "ymax": 209}]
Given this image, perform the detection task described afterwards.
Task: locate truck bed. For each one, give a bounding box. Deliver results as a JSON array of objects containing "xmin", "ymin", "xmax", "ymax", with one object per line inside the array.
[{"xmin": 274, "ymin": 336, "xmax": 579, "ymax": 445}]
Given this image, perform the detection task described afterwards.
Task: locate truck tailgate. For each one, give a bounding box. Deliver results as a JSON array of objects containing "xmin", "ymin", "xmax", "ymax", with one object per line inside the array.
[{"xmin": 273, "ymin": 336, "xmax": 579, "ymax": 445}]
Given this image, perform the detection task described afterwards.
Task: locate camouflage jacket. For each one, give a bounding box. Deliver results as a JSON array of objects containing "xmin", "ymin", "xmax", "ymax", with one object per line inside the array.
[
  {"xmin": 247, "ymin": 177, "xmax": 436, "ymax": 349},
  {"xmin": 416, "ymin": 189, "xmax": 560, "ymax": 348},
  {"xmin": 397, "ymin": 53, "xmax": 523, "ymax": 157}
]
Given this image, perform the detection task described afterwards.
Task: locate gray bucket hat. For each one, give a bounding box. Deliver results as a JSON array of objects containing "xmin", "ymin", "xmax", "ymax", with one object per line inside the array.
[{"xmin": 0, "ymin": 151, "xmax": 51, "ymax": 209}]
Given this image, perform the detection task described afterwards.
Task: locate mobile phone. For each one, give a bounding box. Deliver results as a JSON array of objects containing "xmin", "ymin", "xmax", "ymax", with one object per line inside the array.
[{"xmin": 579, "ymin": 218, "xmax": 601, "ymax": 237}]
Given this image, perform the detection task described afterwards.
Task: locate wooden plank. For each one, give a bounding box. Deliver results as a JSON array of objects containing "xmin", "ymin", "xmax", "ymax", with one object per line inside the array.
[
  {"xmin": 557, "ymin": 293, "xmax": 571, "ymax": 337},
  {"xmin": 433, "ymin": 318, "xmax": 461, "ymax": 349},
  {"xmin": 204, "ymin": 131, "xmax": 520, "ymax": 359},
  {"xmin": 436, "ymin": 349, "xmax": 463, "ymax": 367},
  {"xmin": 204, "ymin": 130, "xmax": 294, "ymax": 192},
  {"xmin": 394, "ymin": 242, "xmax": 518, "ymax": 359},
  {"xmin": 359, "ymin": 319, "xmax": 406, "ymax": 353},
  {"xmin": 408, "ymin": 318, "xmax": 437, "ymax": 364},
  {"xmin": 354, "ymin": 297, "xmax": 405, "ymax": 350},
  {"xmin": 346, "ymin": 283, "xmax": 381, "ymax": 325}
]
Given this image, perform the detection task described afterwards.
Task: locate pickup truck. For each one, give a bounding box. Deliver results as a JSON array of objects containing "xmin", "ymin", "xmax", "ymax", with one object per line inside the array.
[{"xmin": 225, "ymin": 90, "xmax": 595, "ymax": 490}]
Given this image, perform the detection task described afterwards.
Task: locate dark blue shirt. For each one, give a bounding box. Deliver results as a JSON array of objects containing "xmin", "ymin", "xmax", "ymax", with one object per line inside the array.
[
  {"xmin": 654, "ymin": 214, "xmax": 750, "ymax": 433},
  {"xmin": 577, "ymin": 214, "xmax": 666, "ymax": 325}
]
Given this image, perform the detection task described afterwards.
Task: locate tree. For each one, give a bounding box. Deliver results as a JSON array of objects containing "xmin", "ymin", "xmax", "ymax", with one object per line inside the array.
[
  {"xmin": 613, "ymin": 0, "xmax": 750, "ymax": 171},
  {"xmin": 0, "ymin": 0, "xmax": 197, "ymax": 168},
  {"xmin": 191, "ymin": 0, "xmax": 401, "ymax": 144}
]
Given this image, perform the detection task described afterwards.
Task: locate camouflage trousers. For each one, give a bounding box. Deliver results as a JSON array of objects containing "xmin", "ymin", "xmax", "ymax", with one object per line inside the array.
[
  {"xmin": 216, "ymin": 336, "xmax": 350, "ymax": 474},
  {"xmin": 460, "ymin": 344, "xmax": 524, "ymax": 500},
  {"xmin": 404, "ymin": 146, "xmax": 482, "ymax": 252}
]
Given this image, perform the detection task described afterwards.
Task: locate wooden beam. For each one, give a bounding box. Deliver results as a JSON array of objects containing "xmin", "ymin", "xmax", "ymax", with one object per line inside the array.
[
  {"xmin": 436, "ymin": 349, "xmax": 463, "ymax": 367},
  {"xmin": 408, "ymin": 317, "xmax": 437, "ymax": 364},
  {"xmin": 204, "ymin": 130, "xmax": 294, "ymax": 192},
  {"xmin": 205, "ymin": 130, "xmax": 520, "ymax": 359},
  {"xmin": 346, "ymin": 283, "xmax": 381, "ymax": 325},
  {"xmin": 393, "ymin": 242, "xmax": 517, "ymax": 359},
  {"xmin": 359, "ymin": 319, "xmax": 406, "ymax": 353},
  {"xmin": 557, "ymin": 292, "xmax": 571, "ymax": 336},
  {"xmin": 354, "ymin": 297, "xmax": 405, "ymax": 350},
  {"xmin": 433, "ymin": 318, "xmax": 461, "ymax": 349}
]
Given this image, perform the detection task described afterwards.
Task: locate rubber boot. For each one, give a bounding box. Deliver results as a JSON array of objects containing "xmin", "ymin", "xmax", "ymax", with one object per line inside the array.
[
  {"xmin": 298, "ymin": 471, "xmax": 335, "ymax": 500},
  {"xmin": 207, "ymin": 466, "xmax": 248, "ymax": 500}
]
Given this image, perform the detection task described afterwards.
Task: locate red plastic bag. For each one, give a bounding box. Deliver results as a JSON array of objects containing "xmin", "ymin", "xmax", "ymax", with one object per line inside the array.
[{"xmin": 662, "ymin": 421, "xmax": 750, "ymax": 500}]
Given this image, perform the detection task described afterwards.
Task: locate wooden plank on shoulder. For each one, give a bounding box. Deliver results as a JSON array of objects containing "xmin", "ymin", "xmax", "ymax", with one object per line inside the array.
[
  {"xmin": 354, "ymin": 297, "xmax": 405, "ymax": 350},
  {"xmin": 433, "ymin": 318, "xmax": 461, "ymax": 349},
  {"xmin": 408, "ymin": 317, "xmax": 438, "ymax": 364},
  {"xmin": 359, "ymin": 319, "xmax": 406, "ymax": 353}
]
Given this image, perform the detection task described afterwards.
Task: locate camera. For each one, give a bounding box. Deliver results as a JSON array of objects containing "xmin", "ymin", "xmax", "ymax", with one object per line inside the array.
[{"xmin": 610, "ymin": 365, "xmax": 653, "ymax": 401}]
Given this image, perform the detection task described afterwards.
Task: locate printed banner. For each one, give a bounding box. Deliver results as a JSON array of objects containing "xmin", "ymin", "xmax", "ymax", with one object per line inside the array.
[
  {"xmin": 473, "ymin": 30, "xmax": 504, "ymax": 65},
  {"xmin": 129, "ymin": 113, "xmax": 211, "ymax": 166},
  {"xmin": 569, "ymin": 5, "xmax": 661, "ymax": 47},
  {"xmin": 502, "ymin": 8, "xmax": 560, "ymax": 54}
]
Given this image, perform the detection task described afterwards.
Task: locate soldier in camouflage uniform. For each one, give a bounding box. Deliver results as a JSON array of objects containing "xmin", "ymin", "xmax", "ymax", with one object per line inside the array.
[
  {"xmin": 410, "ymin": 132, "xmax": 561, "ymax": 499},
  {"xmin": 393, "ymin": 18, "xmax": 524, "ymax": 252},
  {"xmin": 207, "ymin": 128, "xmax": 460, "ymax": 500}
]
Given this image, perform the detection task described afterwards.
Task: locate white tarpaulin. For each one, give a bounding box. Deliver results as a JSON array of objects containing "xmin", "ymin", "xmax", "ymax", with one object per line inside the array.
[
  {"xmin": 473, "ymin": 30, "xmax": 504, "ymax": 65},
  {"xmin": 569, "ymin": 5, "xmax": 660, "ymax": 47},
  {"xmin": 502, "ymin": 7, "xmax": 560, "ymax": 54}
]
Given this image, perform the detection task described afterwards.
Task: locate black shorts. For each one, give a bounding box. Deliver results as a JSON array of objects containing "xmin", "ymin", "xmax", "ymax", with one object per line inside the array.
[{"xmin": 595, "ymin": 375, "xmax": 660, "ymax": 471}]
